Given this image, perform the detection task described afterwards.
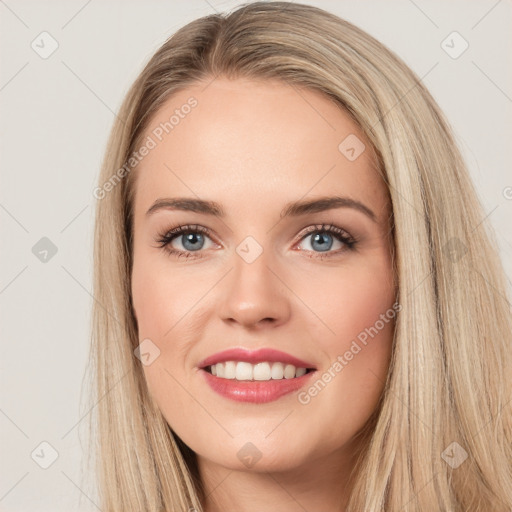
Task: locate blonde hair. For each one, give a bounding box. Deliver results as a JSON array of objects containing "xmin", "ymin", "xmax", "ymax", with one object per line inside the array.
[{"xmin": 86, "ymin": 2, "xmax": 512, "ymax": 510}]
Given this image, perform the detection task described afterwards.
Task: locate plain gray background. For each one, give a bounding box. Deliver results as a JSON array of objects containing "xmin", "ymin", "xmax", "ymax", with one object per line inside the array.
[{"xmin": 1, "ymin": 1, "xmax": 511, "ymax": 510}]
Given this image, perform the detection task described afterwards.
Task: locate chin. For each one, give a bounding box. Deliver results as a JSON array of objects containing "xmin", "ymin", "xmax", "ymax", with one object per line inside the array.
[{"xmin": 198, "ymin": 438, "xmax": 311, "ymax": 474}]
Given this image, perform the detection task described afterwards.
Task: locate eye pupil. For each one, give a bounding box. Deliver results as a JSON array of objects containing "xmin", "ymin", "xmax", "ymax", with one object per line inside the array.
[
  {"xmin": 311, "ymin": 233, "xmax": 333, "ymax": 252},
  {"xmin": 182, "ymin": 233, "xmax": 204, "ymax": 251}
]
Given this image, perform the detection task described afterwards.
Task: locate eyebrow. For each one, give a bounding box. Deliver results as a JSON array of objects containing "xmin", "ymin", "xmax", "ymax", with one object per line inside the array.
[{"xmin": 145, "ymin": 196, "xmax": 377, "ymax": 223}]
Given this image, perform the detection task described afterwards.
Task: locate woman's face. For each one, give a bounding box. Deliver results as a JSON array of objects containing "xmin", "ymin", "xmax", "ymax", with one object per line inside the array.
[{"xmin": 131, "ymin": 77, "xmax": 396, "ymax": 474}]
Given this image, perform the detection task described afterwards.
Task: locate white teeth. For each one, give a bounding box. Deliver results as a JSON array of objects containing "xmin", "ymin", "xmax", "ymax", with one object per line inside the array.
[
  {"xmin": 283, "ymin": 364, "xmax": 296, "ymax": 379},
  {"xmin": 295, "ymin": 367, "xmax": 307, "ymax": 377},
  {"xmin": 253, "ymin": 362, "xmax": 271, "ymax": 380},
  {"xmin": 208, "ymin": 361, "xmax": 310, "ymax": 381},
  {"xmin": 236, "ymin": 361, "xmax": 253, "ymax": 380},
  {"xmin": 271, "ymin": 362, "xmax": 284, "ymax": 379},
  {"xmin": 224, "ymin": 361, "xmax": 236, "ymax": 379}
]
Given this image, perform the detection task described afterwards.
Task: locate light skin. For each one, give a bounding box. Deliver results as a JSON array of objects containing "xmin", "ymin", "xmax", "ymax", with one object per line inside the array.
[{"xmin": 130, "ymin": 77, "xmax": 397, "ymax": 512}]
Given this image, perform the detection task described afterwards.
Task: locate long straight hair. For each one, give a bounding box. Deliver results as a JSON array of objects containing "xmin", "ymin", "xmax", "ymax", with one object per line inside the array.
[{"xmin": 86, "ymin": 2, "xmax": 512, "ymax": 510}]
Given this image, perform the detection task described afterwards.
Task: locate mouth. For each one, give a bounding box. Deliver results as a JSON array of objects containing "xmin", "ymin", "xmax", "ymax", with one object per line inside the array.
[
  {"xmin": 203, "ymin": 361, "xmax": 316, "ymax": 380},
  {"xmin": 197, "ymin": 347, "xmax": 317, "ymax": 403}
]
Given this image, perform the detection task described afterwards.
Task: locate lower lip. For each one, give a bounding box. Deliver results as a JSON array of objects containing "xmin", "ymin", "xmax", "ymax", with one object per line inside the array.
[{"xmin": 200, "ymin": 368, "xmax": 316, "ymax": 403}]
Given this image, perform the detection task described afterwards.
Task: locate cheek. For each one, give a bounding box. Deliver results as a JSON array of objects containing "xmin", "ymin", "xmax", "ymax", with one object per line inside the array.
[
  {"xmin": 311, "ymin": 325, "xmax": 393, "ymax": 443},
  {"xmin": 328, "ymin": 277, "xmax": 395, "ymax": 347},
  {"xmin": 131, "ymin": 256, "xmax": 206, "ymax": 418},
  {"xmin": 301, "ymin": 246, "xmax": 396, "ymax": 351},
  {"xmin": 131, "ymin": 251, "xmax": 198, "ymax": 339},
  {"xmin": 297, "ymin": 257, "xmax": 396, "ymax": 433}
]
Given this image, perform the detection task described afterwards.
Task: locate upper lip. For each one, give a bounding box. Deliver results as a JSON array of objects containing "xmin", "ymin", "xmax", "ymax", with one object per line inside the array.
[{"xmin": 197, "ymin": 347, "xmax": 317, "ymax": 370}]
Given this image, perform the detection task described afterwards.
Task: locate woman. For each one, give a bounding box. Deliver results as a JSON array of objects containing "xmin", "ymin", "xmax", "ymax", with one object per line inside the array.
[{"xmin": 88, "ymin": 2, "xmax": 512, "ymax": 510}]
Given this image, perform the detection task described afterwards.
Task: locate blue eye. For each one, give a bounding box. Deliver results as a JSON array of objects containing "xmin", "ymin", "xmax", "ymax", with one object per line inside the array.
[
  {"xmin": 156, "ymin": 224, "xmax": 214, "ymax": 259},
  {"xmin": 303, "ymin": 231, "xmax": 338, "ymax": 252},
  {"xmin": 295, "ymin": 224, "xmax": 357, "ymax": 259},
  {"xmin": 175, "ymin": 231, "xmax": 206, "ymax": 251},
  {"xmin": 155, "ymin": 223, "xmax": 357, "ymax": 260}
]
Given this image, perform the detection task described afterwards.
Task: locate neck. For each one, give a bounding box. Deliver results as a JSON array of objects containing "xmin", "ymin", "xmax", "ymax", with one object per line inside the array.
[{"xmin": 196, "ymin": 435, "xmax": 366, "ymax": 512}]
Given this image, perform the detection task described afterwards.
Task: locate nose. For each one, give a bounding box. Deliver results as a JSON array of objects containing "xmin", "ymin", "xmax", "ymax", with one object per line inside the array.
[{"xmin": 218, "ymin": 246, "xmax": 291, "ymax": 329}]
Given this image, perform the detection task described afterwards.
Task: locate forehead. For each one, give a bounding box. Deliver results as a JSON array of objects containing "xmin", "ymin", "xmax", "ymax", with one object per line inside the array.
[{"xmin": 132, "ymin": 77, "xmax": 389, "ymax": 222}]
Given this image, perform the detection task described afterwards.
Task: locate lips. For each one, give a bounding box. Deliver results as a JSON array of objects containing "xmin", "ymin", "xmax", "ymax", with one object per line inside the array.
[
  {"xmin": 201, "ymin": 369, "xmax": 315, "ymax": 403},
  {"xmin": 197, "ymin": 347, "xmax": 317, "ymax": 403},
  {"xmin": 197, "ymin": 347, "xmax": 317, "ymax": 370}
]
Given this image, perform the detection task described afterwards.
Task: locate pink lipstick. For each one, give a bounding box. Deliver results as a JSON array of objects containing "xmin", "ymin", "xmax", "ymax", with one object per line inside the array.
[{"xmin": 197, "ymin": 347, "xmax": 317, "ymax": 403}]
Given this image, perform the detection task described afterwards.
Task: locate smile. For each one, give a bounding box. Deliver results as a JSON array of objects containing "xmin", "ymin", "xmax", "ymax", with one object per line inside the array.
[
  {"xmin": 205, "ymin": 361, "xmax": 312, "ymax": 380},
  {"xmin": 197, "ymin": 347, "xmax": 317, "ymax": 403}
]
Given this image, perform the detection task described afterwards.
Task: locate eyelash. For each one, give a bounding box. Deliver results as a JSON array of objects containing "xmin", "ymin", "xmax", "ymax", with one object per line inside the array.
[{"xmin": 155, "ymin": 223, "xmax": 358, "ymax": 261}]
